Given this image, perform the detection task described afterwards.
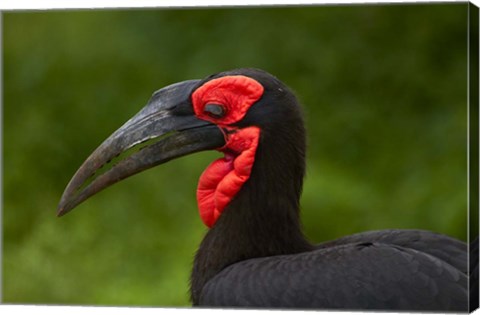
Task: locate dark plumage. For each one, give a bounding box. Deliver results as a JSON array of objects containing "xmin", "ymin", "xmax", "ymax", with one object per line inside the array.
[
  {"xmin": 198, "ymin": 229, "xmax": 467, "ymax": 310},
  {"xmin": 58, "ymin": 68, "xmax": 477, "ymax": 311}
]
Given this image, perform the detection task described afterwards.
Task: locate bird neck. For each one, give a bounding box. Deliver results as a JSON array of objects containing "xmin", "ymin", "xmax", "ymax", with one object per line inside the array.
[{"xmin": 190, "ymin": 123, "xmax": 313, "ymax": 304}]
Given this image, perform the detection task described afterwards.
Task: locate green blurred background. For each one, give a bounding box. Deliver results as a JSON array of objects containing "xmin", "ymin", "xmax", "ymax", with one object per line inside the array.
[{"xmin": 3, "ymin": 3, "xmax": 469, "ymax": 306}]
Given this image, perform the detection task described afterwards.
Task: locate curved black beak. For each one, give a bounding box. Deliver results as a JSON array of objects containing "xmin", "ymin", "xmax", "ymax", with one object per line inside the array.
[{"xmin": 57, "ymin": 80, "xmax": 226, "ymax": 216}]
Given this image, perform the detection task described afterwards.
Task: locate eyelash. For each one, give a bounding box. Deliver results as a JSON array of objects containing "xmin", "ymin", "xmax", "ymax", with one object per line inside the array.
[{"xmin": 204, "ymin": 103, "xmax": 226, "ymax": 119}]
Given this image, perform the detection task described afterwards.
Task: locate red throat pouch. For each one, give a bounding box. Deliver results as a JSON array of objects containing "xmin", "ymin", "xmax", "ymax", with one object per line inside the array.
[{"xmin": 196, "ymin": 126, "xmax": 261, "ymax": 227}]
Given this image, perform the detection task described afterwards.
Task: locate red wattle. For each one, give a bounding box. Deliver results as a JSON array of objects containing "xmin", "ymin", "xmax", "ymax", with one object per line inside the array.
[{"xmin": 196, "ymin": 127, "xmax": 261, "ymax": 227}]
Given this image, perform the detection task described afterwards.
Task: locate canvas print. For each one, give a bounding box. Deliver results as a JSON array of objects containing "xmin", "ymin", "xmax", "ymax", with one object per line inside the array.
[{"xmin": 2, "ymin": 2, "xmax": 479, "ymax": 312}]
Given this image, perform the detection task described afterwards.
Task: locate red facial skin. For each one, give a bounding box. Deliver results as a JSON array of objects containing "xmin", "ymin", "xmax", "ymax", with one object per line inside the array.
[{"xmin": 192, "ymin": 76, "xmax": 264, "ymax": 227}]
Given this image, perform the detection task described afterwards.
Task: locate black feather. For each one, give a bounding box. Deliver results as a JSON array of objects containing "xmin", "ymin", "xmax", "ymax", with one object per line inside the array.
[{"xmin": 189, "ymin": 69, "xmax": 472, "ymax": 311}]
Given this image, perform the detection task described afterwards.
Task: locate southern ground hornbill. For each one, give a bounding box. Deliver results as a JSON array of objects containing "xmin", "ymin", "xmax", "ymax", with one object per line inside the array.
[{"xmin": 57, "ymin": 68, "xmax": 477, "ymax": 311}]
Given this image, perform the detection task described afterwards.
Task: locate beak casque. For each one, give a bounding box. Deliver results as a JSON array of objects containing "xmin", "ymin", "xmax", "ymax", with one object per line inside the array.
[{"xmin": 57, "ymin": 79, "xmax": 225, "ymax": 216}]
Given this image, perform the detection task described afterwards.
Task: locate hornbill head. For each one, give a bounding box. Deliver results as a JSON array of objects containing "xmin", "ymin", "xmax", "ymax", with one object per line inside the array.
[{"xmin": 57, "ymin": 68, "xmax": 305, "ymax": 227}]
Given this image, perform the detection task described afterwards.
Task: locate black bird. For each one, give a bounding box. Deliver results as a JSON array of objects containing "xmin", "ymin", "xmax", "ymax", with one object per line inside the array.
[{"xmin": 58, "ymin": 68, "xmax": 475, "ymax": 311}]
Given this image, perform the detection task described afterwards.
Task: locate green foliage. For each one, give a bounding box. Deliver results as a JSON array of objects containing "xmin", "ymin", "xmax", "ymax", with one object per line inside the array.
[{"xmin": 3, "ymin": 4, "xmax": 468, "ymax": 306}]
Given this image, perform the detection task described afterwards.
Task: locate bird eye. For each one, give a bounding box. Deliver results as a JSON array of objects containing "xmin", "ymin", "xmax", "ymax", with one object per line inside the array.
[{"xmin": 204, "ymin": 103, "xmax": 226, "ymax": 119}]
